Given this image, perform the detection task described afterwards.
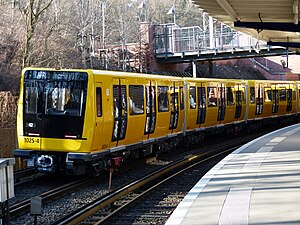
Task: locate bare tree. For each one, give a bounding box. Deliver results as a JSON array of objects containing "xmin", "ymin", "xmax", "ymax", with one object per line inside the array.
[
  {"xmin": 21, "ymin": 0, "xmax": 53, "ymax": 67},
  {"xmin": 0, "ymin": 0, "xmax": 204, "ymax": 86}
]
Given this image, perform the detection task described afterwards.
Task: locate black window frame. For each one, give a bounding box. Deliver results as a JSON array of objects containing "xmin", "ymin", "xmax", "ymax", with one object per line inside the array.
[
  {"xmin": 280, "ymin": 88, "xmax": 287, "ymax": 101},
  {"xmin": 250, "ymin": 87, "xmax": 255, "ymax": 104},
  {"xmin": 179, "ymin": 86, "xmax": 184, "ymax": 110},
  {"xmin": 158, "ymin": 86, "xmax": 169, "ymax": 112},
  {"xmin": 226, "ymin": 87, "xmax": 235, "ymax": 106},
  {"xmin": 189, "ymin": 86, "xmax": 196, "ymax": 109},
  {"xmin": 96, "ymin": 87, "xmax": 102, "ymax": 117},
  {"xmin": 207, "ymin": 86, "xmax": 217, "ymax": 107},
  {"xmin": 129, "ymin": 85, "xmax": 144, "ymax": 115},
  {"xmin": 265, "ymin": 89, "xmax": 272, "ymax": 102}
]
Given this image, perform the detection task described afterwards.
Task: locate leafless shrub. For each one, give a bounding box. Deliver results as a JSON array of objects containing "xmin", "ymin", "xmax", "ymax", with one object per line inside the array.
[{"xmin": 0, "ymin": 92, "xmax": 18, "ymax": 128}]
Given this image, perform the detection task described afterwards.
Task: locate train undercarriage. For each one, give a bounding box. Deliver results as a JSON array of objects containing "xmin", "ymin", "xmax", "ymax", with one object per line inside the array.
[{"xmin": 15, "ymin": 114, "xmax": 298, "ymax": 176}]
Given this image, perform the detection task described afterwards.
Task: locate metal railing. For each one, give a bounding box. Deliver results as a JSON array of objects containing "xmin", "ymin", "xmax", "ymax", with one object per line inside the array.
[{"xmin": 154, "ymin": 23, "xmax": 269, "ymax": 56}]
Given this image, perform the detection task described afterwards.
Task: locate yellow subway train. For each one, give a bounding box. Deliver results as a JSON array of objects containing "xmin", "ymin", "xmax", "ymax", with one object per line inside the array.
[{"xmin": 14, "ymin": 68, "xmax": 300, "ymax": 175}]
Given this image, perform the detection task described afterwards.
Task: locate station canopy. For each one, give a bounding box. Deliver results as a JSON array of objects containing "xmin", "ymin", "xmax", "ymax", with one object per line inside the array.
[{"xmin": 192, "ymin": 0, "xmax": 300, "ymax": 51}]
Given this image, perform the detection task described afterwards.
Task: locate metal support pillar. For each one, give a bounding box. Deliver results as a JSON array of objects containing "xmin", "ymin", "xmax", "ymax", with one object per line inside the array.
[
  {"xmin": 209, "ymin": 16, "xmax": 214, "ymax": 49},
  {"xmin": 192, "ymin": 61, "xmax": 197, "ymax": 78},
  {"xmin": 286, "ymin": 47, "xmax": 289, "ymax": 68}
]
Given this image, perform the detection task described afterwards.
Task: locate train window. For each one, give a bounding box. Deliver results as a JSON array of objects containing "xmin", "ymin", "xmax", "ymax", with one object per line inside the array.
[
  {"xmin": 129, "ymin": 85, "xmax": 144, "ymax": 115},
  {"xmin": 24, "ymin": 71, "xmax": 88, "ymax": 118},
  {"xmin": 112, "ymin": 85, "xmax": 127, "ymax": 141},
  {"xmin": 189, "ymin": 86, "xmax": 196, "ymax": 109},
  {"xmin": 207, "ymin": 87, "xmax": 217, "ymax": 107},
  {"xmin": 241, "ymin": 87, "xmax": 246, "ymax": 103},
  {"xmin": 96, "ymin": 87, "xmax": 102, "ymax": 117},
  {"xmin": 250, "ymin": 87, "xmax": 255, "ymax": 104},
  {"xmin": 236, "ymin": 90, "xmax": 242, "ymax": 104},
  {"xmin": 45, "ymin": 82, "xmax": 85, "ymax": 117},
  {"xmin": 113, "ymin": 85, "xmax": 127, "ymax": 117},
  {"xmin": 197, "ymin": 87, "xmax": 206, "ymax": 124},
  {"xmin": 226, "ymin": 87, "xmax": 234, "ymax": 105},
  {"xmin": 256, "ymin": 87, "xmax": 263, "ymax": 102},
  {"xmin": 179, "ymin": 86, "xmax": 184, "ymax": 110},
  {"xmin": 158, "ymin": 86, "xmax": 169, "ymax": 112},
  {"xmin": 280, "ymin": 89, "xmax": 286, "ymax": 101},
  {"xmin": 24, "ymin": 84, "xmax": 39, "ymax": 114},
  {"xmin": 218, "ymin": 86, "xmax": 226, "ymax": 106},
  {"xmin": 170, "ymin": 86, "xmax": 179, "ymax": 112},
  {"xmin": 265, "ymin": 90, "xmax": 272, "ymax": 102},
  {"xmin": 287, "ymin": 89, "xmax": 292, "ymax": 101},
  {"xmin": 197, "ymin": 87, "xmax": 206, "ymax": 108},
  {"xmin": 146, "ymin": 86, "xmax": 156, "ymax": 114}
]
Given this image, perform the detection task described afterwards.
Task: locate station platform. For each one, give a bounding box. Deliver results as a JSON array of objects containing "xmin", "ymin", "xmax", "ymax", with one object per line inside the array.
[{"xmin": 166, "ymin": 123, "xmax": 300, "ymax": 225}]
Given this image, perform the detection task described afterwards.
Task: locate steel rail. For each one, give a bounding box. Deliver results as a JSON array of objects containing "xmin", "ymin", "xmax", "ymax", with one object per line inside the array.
[
  {"xmin": 95, "ymin": 145, "xmax": 238, "ymax": 225},
  {"xmin": 52, "ymin": 135, "xmax": 255, "ymax": 225},
  {"xmin": 14, "ymin": 168, "xmax": 36, "ymax": 181},
  {"xmin": 10, "ymin": 177, "xmax": 94, "ymax": 219}
]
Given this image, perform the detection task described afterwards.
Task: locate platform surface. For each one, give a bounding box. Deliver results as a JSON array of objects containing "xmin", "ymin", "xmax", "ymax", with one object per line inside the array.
[{"xmin": 166, "ymin": 123, "xmax": 300, "ymax": 225}]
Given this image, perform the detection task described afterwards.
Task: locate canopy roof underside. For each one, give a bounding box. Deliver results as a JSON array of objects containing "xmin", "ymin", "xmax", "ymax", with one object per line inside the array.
[{"xmin": 192, "ymin": 0, "xmax": 300, "ymax": 49}]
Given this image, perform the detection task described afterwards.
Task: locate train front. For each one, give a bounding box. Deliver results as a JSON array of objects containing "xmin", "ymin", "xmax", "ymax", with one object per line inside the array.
[{"xmin": 14, "ymin": 68, "xmax": 89, "ymax": 174}]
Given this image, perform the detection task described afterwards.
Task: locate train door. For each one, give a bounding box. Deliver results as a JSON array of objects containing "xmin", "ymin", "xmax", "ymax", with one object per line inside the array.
[
  {"xmin": 235, "ymin": 85, "xmax": 242, "ymax": 118},
  {"xmin": 112, "ymin": 79, "xmax": 128, "ymax": 143},
  {"xmin": 218, "ymin": 84, "xmax": 226, "ymax": 121},
  {"xmin": 287, "ymin": 86, "xmax": 292, "ymax": 112},
  {"xmin": 92, "ymin": 83, "xmax": 104, "ymax": 150},
  {"xmin": 169, "ymin": 82, "xmax": 179, "ymax": 130},
  {"xmin": 197, "ymin": 84, "xmax": 206, "ymax": 124},
  {"xmin": 145, "ymin": 81, "xmax": 156, "ymax": 135},
  {"xmin": 256, "ymin": 84, "xmax": 263, "ymax": 115},
  {"xmin": 272, "ymin": 86, "xmax": 279, "ymax": 113}
]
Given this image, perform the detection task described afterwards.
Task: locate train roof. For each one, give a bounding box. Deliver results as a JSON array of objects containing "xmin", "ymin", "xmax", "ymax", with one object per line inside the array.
[
  {"xmin": 23, "ymin": 67, "xmax": 245, "ymax": 83},
  {"xmin": 23, "ymin": 67, "xmax": 298, "ymax": 84}
]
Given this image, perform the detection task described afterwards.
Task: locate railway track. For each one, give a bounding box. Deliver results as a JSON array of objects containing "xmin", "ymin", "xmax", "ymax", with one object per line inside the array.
[
  {"xmin": 51, "ymin": 133, "xmax": 257, "ymax": 225},
  {"xmin": 14, "ymin": 171, "xmax": 48, "ymax": 189},
  {"xmin": 10, "ymin": 177, "xmax": 95, "ymax": 219},
  {"xmin": 14, "ymin": 168, "xmax": 36, "ymax": 180},
  {"xmin": 99, "ymin": 150, "xmax": 227, "ymax": 225},
  {"xmin": 14, "ymin": 168, "xmax": 37, "ymax": 186},
  {"xmin": 10, "ymin": 128, "xmax": 279, "ymax": 224}
]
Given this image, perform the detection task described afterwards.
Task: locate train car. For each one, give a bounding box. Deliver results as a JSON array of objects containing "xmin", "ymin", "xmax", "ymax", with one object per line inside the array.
[
  {"xmin": 183, "ymin": 78, "xmax": 248, "ymax": 134},
  {"xmin": 14, "ymin": 68, "xmax": 186, "ymax": 175},
  {"xmin": 14, "ymin": 68, "xmax": 299, "ymax": 175}
]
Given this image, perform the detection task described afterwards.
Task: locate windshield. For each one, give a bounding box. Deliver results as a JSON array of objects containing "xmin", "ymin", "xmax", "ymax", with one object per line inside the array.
[{"xmin": 24, "ymin": 70, "xmax": 88, "ymax": 117}]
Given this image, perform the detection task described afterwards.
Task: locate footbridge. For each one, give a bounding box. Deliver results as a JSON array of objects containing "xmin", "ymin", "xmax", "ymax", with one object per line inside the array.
[{"xmin": 154, "ymin": 23, "xmax": 292, "ymax": 64}]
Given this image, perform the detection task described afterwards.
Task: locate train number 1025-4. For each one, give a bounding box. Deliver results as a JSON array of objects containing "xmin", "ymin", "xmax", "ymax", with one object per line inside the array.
[{"xmin": 24, "ymin": 138, "xmax": 39, "ymax": 144}]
